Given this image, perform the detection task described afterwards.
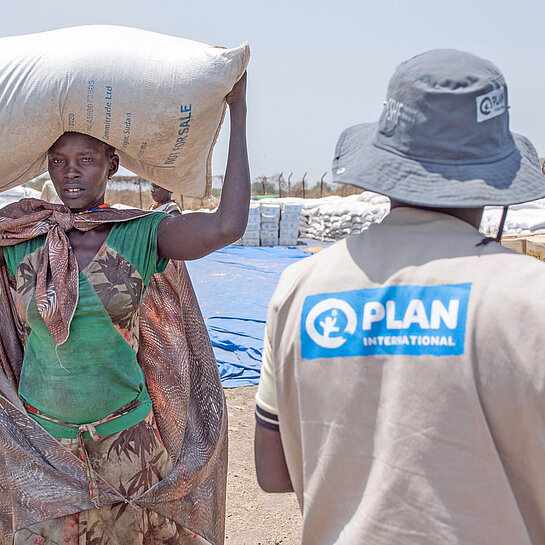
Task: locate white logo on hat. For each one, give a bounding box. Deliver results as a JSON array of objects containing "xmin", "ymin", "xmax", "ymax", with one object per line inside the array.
[
  {"xmin": 476, "ymin": 88, "xmax": 506, "ymax": 123},
  {"xmin": 305, "ymin": 298, "xmax": 357, "ymax": 349},
  {"xmin": 380, "ymin": 98, "xmax": 404, "ymax": 136}
]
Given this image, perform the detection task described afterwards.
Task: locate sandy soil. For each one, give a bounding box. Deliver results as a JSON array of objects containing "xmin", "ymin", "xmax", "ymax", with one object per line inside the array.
[{"xmin": 224, "ymin": 386, "xmax": 302, "ymax": 545}]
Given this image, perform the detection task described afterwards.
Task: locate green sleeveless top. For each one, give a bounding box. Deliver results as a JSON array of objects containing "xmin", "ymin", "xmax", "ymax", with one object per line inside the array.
[{"xmin": 4, "ymin": 212, "xmax": 169, "ymax": 438}]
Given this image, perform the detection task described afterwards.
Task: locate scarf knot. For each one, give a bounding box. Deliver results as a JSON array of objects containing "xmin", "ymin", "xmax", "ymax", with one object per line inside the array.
[
  {"xmin": 51, "ymin": 208, "xmax": 75, "ymax": 233},
  {"xmin": 0, "ymin": 198, "xmax": 151, "ymax": 346}
]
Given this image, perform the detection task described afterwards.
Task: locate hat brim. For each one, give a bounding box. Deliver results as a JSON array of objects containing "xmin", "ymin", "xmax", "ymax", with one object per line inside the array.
[{"xmin": 332, "ymin": 123, "xmax": 545, "ymax": 207}]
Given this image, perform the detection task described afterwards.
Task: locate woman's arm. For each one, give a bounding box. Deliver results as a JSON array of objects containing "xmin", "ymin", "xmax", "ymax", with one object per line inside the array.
[{"xmin": 157, "ymin": 73, "xmax": 250, "ymax": 261}]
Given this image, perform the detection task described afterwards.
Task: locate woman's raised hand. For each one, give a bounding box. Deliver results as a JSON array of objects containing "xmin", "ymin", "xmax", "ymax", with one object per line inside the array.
[
  {"xmin": 156, "ymin": 72, "xmax": 250, "ymax": 261},
  {"xmin": 226, "ymin": 71, "xmax": 247, "ymax": 108}
]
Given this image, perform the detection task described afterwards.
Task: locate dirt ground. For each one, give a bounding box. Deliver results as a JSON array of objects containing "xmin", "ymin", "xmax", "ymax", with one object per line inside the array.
[{"xmin": 224, "ymin": 386, "xmax": 302, "ymax": 545}]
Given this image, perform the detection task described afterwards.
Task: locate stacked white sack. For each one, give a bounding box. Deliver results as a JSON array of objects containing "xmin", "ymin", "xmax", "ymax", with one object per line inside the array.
[
  {"xmin": 279, "ymin": 203, "xmax": 302, "ymax": 245},
  {"xmin": 260, "ymin": 204, "xmax": 280, "ymax": 246},
  {"xmin": 0, "ymin": 25, "xmax": 250, "ymax": 197},
  {"xmin": 480, "ymin": 199, "xmax": 545, "ymax": 237},
  {"xmin": 241, "ymin": 203, "xmax": 261, "ymax": 246},
  {"xmin": 298, "ymin": 192, "xmax": 390, "ymax": 241},
  {"xmin": 299, "ymin": 195, "xmax": 545, "ymax": 241},
  {"xmin": 250, "ymin": 194, "xmax": 545, "ymax": 243}
]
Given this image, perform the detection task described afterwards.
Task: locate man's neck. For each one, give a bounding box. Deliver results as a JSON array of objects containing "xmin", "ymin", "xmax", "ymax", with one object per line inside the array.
[{"xmin": 389, "ymin": 199, "xmax": 484, "ymax": 229}]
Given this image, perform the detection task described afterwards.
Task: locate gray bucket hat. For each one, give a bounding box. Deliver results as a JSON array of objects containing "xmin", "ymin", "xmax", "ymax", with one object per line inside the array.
[{"xmin": 332, "ymin": 49, "xmax": 545, "ymax": 207}]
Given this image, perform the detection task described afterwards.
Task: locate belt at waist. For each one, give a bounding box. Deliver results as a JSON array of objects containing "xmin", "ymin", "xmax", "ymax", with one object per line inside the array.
[
  {"xmin": 23, "ymin": 388, "xmax": 153, "ymax": 439},
  {"xmin": 24, "ymin": 398, "xmax": 143, "ymax": 507}
]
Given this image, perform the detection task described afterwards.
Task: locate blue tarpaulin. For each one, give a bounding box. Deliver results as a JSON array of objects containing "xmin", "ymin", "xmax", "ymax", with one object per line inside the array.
[{"xmin": 185, "ymin": 245, "xmax": 310, "ymax": 387}]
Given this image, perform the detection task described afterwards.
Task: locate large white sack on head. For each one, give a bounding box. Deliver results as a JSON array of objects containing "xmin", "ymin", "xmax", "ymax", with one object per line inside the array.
[{"xmin": 0, "ymin": 25, "xmax": 250, "ymax": 196}]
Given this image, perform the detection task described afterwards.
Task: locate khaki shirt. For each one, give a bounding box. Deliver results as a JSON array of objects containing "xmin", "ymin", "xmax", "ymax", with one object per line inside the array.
[{"xmin": 257, "ymin": 207, "xmax": 545, "ymax": 545}]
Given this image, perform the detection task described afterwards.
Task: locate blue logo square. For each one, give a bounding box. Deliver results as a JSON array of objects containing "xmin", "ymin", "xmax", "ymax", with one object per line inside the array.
[{"xmin": 301, "ymin": 284, "xmax": 471, "ymax": 359}]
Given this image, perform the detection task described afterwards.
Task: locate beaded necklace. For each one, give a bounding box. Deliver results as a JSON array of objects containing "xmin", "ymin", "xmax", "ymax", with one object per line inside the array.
[
  {"xmin": 151, "ymin": 199, "xmax": 175, "ymax": 210},
  {"xmin": 75, "ymin": 203, "xmax": 111, "ymax": 214}
]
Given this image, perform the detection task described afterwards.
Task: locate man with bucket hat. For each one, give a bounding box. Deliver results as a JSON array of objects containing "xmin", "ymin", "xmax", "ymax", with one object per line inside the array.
[{"xmin": 254, "ymin": 49, "xmax": 545, "ymax": 545}]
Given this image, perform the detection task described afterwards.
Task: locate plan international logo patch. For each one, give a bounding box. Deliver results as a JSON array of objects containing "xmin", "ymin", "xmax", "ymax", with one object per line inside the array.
[
  {"xmin": 476, "ymin": 88, "xmax": 506, "ymax": 123},
  {"xmin": 301, "ymin": 284, "xmax": 471, "ymax": 359}
]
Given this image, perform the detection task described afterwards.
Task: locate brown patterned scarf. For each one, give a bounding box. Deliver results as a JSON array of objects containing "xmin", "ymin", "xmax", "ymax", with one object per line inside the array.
[
  {"xmin": 0, "ymin": 198, "xmax": 227, "ymax": 544},
  {"xmin": 0, "ymin": 198, "xmax": 151, "ymax": 344}
]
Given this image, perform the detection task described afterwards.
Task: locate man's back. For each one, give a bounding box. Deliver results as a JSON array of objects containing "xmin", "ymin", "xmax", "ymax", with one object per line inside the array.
[{"xmin": 264, "ymin": 208, "xmax": 545, "ymax": 544}]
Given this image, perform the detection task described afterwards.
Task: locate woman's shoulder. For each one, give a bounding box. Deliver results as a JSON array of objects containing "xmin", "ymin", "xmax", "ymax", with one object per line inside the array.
[
  {"xmin": 3, "ymin": 235, "xmax": 47, "ymax": 275},
  {"xmin": 105, "ymin": 212, "xmax": 170, "ymax": 283},
  {"xmin": 108, "ymin": 211, "xmax": 169, "ymax": 237}
]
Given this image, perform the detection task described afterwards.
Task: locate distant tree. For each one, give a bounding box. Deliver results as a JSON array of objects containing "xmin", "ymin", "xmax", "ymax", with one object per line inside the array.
[
  {"xmin": 290, "ymin": 181, "xmax": 304, "ymax": 198},
  {"xmin": 245, "ymin": 172, "xmax": 373, "ymax": 199},
  {"xmin": 308, "ymin": 181, "xmax": 334, "ymax": 198},
  {"xmin": 251, "ymin": 174, "xmax": 278, "ymax": 196},
  {"xmin": 335, "ymin": 183, "xmax": 362, "ymax": 198}
]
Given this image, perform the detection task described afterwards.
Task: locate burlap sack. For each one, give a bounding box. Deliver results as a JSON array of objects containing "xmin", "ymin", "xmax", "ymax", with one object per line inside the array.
[{"xmin": 0, "ymin": 25, "xmax": 250, "ymax": 197}]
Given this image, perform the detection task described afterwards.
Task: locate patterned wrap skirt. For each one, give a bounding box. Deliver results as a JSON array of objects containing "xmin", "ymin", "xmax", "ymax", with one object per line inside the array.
[{"xmin": 13, "ymin": 411, "xmax": 210, "ymax": 545}]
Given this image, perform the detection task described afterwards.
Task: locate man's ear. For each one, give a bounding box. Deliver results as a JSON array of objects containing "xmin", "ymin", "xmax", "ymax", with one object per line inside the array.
[{"xmin": 109, "ymin": 153, "xmax": 120, "ymax": 178}]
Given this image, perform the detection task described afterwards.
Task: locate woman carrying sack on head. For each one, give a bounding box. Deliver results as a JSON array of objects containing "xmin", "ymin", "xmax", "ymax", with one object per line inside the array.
[{"xmin": 0, "ymin": 73, "xmax": 248, "ymax": 545}]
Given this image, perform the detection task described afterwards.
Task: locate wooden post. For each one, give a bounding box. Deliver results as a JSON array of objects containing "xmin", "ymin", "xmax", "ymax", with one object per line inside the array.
[
  {"xmin": 320, "ymin": 171, "xmax": 327, "ymax": 198},
  {"xmin": 278, "ymin": 172, "xmax": 283, "ymax": 198},
  {"xmin": 138, "ymin": 177, "xmax": 143, "ymax": 209},
  {"xmin": 288, "ymin": 173, "xmax": 293, "ymax": 197},
  {"xmin": 302, "ymin": 172, "xmax": 307, "ymax": 199},
  {"xmin": 180, "ymin": 194, "xmax": 184, "ymax": 212}
]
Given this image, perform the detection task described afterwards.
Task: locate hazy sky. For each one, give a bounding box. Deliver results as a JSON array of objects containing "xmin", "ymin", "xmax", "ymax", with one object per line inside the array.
[{"xmin": 2, "ymin": 0, "xmax": 544, "ymax": 186}]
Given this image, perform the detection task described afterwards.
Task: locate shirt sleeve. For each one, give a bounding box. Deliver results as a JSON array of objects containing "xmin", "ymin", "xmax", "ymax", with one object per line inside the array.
[
  {"xmin": 255, "ymin": 328, "xmax": 280, "ymax": 431},
  {"xmin": 143, "ymin": 213, "xmax": 170, "ymax": 282},
  {"xmin": 3, "ymin": 237, "xmax": 45, "ymax": 275},
  {"xmin": 107, "ymin": 212, "xmax": 170, "ymax": 285}
]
